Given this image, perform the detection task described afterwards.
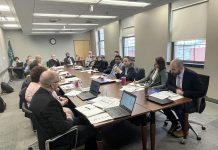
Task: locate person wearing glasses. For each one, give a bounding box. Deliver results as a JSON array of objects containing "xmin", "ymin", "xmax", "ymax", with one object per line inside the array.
[
  {"xmin": 29, "ymin": 70, "xmax": 96, "ymax": 150},
  {"xmin": 25, "ymin": 66, "xmax": 73, "ymax": 119}
]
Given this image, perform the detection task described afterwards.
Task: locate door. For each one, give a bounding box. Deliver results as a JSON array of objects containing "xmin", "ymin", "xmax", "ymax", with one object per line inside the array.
[{"xmin": 74, "ymin": 40, "xmax": 90, "ymax": 60}]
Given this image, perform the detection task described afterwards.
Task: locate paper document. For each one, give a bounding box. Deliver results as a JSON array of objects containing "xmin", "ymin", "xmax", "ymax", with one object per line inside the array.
[
  {"xmin": 150, "ymin": 91, "xmax": 183, "ymax": 101},
  {"xmin": 64, "ymin": 90, "xmax": 82, "ymax": 97},
  {"xmin": 90, "ymin": 96, "xmax": 120, "ymax": 109},
  {"xmin": 90, "ymin": 75, "xmax": 100, "ymax": 79},
  {"xmin": 59, "ymin": 71, "xmax": 69, "ymax": 76},
  {"xmin": 120, "ymin": 85, "xmax": 144, "ymax": 92},
  {"xmin": 88, "ymin": 112, "xmax": 113, "ymax": 124},
  {"xmin": 74, "ymin": 66, "xmax": 83, "ymax": 70},
  {"xmin": 75, "ymin": 104, "xmax": 104, "ymax": 117},
  {"xmin": 60, "ymin": 83, "xmax": 75, "ymax": 90}
]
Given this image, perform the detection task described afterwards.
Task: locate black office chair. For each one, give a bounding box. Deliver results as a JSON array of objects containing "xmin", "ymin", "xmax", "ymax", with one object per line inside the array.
[
  {"xmin": 135, "ymin": 68, "xmax": 145, "ymax": 81},
  {"xmin": 22, "ymin": 102, "xmax": 79, "ymax": 150},
  {"xmin": 163, "ymin": 74, "xmax": 209, "ymax": 141}
]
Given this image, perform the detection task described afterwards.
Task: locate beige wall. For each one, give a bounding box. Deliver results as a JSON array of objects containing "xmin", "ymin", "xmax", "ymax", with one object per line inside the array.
[
  {"xmin": 0, "ymin": 28, "xmax": 9, "ymax": 83},
  {"xmin": 4, "ymin": 30, "xmax": 91, "ymax": 66},
  {"xmin": 103, "ymin": 21, "xmax": 120, "ymax": 61},
  {"xmin": 135, "ymin": 5, "xmax": 169, "ymax": 71}
]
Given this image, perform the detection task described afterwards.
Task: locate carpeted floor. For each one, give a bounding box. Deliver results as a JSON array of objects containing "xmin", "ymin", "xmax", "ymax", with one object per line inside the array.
[{"xmin": 1, "ymin": 80, "xmax": 218, "ymax": 150}]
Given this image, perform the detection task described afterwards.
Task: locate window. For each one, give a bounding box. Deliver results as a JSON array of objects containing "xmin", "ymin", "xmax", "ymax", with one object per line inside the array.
[
  {"xmin": 172, "ymin": 39, "xmax": 206, "ymax": 65},
  {"xmin": 123, "ymin": 36, "xmax": 135, "ymax": 57},
  {"xmin": 97, "ymin": 29, "xmax": 105, "ymax": 56}
]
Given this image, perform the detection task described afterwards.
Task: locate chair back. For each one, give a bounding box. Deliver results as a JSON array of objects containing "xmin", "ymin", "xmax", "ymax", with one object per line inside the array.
[
  {"xmin": 195, "ymin": 74, "xmax": 210, "ymax": 113},
  {"xmin": 19, "ymin": 88, "xmax": 27, "ymax": 109},
  {"xmin": 135, "ymin": 68, "xmax": 145, "ymax": 80}
]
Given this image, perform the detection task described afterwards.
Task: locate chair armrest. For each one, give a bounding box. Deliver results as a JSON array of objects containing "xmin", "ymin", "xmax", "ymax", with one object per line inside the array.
[{"xmin": 45, "ymin": 126, "xmax": 78, "ymax": 150}]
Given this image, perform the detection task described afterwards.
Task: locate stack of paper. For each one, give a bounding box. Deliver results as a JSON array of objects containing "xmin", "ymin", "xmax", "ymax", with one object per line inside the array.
[
  {"xmin": 60, "ymin": 83, "xmax": 75, "ymax": 90},
  {"xmin": 90, "ymin": 75, "xmax": 100, "ymax": 79},
  {"xmin": 75, "ymin": 104, "xmax": 104, "ymax": 117},
  {"xmin": 74, "ymin": 66, "xmax": 83, "ymax": 70},
  {"xmin": 59, "ymin": 71, "xmax": 69, "ymax": 76},
  {"xmin": 64, "ymin": 90, "xmax": 82, "ymax": 97},
  {"xmin": 88, "ymin": 112, "xmax": 113, "ymax": 124},
  {"xmin": 150, "ymin": 91, "xmax": 183, "ymax": 101},
  {"xmin": 90, "ymin": 96, "xmax": 120, "ymax": 109}
]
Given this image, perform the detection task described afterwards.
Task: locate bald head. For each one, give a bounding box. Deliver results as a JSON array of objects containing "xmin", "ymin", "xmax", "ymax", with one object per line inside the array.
[
  {"xmin": 40, "ymin": 70, "xmax": 59, "ymax": 89},
  {"xmin": 170, "ymin": 59, "xmax": 184, "ymax": 76}
]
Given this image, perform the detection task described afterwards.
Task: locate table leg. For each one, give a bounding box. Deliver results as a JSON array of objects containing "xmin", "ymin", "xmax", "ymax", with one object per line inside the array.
[
  {"xmin": 96, "ymin": 130, "xmax": 104, "ymax": 150},
  {"xmin": 183, "ymin": 113, "xmax": 189, "ymax": 139},
  {"xmin": 141, "ymin": 115, "xmax": 148, "ymax": 150},
  {"xmin": 150, "ymin": 112, "xmax": 156, "ymax": 150}
]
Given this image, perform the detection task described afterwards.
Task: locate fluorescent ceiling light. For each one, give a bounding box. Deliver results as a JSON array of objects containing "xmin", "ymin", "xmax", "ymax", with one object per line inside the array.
[
  {"xmin": 40, "ymin": 0, "xmax": 150, "ymax": 7},
  {"xmin": 32, "ymin": 23, "xmax": 66, "ymax": 25},
  {"xmin": 34, "ymin": 13, "xmax": 78, "ymax": 18},
  {"xmin": 0, "ymin": 17, "xmax": 15, "ymax": 21},
  {"xmin": 32, "ymin": 28, "xmax": 85, "ymax": 31},
  {"xmin": 100, "ymin": 0, "xmax": 150, "ymax": 7},
  {"xmin": 80, "ymin": 15, "xmax": 117, "ymax": 19},
  {"xmin": 40, "ymin": 0, "xmax": 98, "ymax": 3},
  {"xmin": 3, "ymin": 24, "xmax": 19, "ymax": 27},
  {"xmin": 59, "ymin": 32, "xmax": 77, "ymax": 34},
  {"xmin": 32, "ymin": 32, "xmax": 55, "ymax": 34},
  {"xmin": 0, "ymin": 5, "xmax": 10, "ymax": 11},
  {"xmin": 68, "ymin": 23, "xmax": 98, "ymax": 26}
]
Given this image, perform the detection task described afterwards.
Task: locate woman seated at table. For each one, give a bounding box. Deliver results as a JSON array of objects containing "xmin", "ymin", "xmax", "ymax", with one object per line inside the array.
[
  {"xmin": 115, "ymin": 56, "xmax": 135, "ymax": 81},
  {"xmin": 135, "ymin": 57, "xmax": 167, "ymax": 89}
]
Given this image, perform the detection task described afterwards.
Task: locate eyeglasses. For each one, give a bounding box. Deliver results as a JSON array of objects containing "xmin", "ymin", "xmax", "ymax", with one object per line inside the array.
[{"xmin": 52, "ymin": 80, "xmax": 60, "ymax": 84}]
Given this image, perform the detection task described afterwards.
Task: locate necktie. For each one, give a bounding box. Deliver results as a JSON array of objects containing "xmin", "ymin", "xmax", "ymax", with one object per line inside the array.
[{"xmin": 177, "ymin": 75, "xmax": 181, "ymax": 89}]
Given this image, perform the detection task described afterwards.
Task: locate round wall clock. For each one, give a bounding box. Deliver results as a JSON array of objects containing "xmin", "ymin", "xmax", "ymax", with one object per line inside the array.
[{"xmin": 50, "ymin": 38, "xmax": 56, "ymax": 45}]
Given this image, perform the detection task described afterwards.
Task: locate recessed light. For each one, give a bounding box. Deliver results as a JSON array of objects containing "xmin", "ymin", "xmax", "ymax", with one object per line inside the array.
[
  {"xmin": 40, "ymin": 0, "xmax": 97, "ymax": 3},
  {"xmin": 33, "ymin": 13, "xmax": 78, "ymax": 18},
  {"xmin": 32, "ymin": 28, "xmax": 85, "ymax": 31},
  {"xmin": 0, "ymin": 5, "xmax": 10, "ymax": 11},
  {"xmin": 3, "ymin": 24, "xmax": 19, "ymax": 27},
  {"xmin": 59, "ymin": 32, "xmax": 78, "ymax": 34},
  {"xmin": 100, "ymin": 0, "xmax": 150, "ymax": 7},
  {"xmin": 32, "ymin": 32, "xmax": 56, "ymax": 34},
  {"xmin": 80, "ymin": 15, "xmax": 117, "ymax": 19},
  {"xmin": 68, "ymin": 23, "xmax": 98, "ymax": 26},
  {"xmin": 32, "ymin": 23, "xmax": 66, "ymax": 25}
]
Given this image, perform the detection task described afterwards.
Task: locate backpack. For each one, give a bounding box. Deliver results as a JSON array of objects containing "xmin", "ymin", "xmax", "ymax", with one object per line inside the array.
[
  {"xmin": 1, "ymin": 82, "xmax": 14, "ymax": 93},
  {"xmin": 0, "ymin": 97, "xmax": 6, "ymax": 113}
]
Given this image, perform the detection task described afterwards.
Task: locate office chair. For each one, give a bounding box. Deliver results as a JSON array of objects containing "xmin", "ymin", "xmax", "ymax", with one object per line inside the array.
[
  {"xmin": 22, "ymin": 102, "xmax": 38, "ymax": 150},
  {"xmin": 22, "ymin": 102, "xmax": 79, "ymax": 150},
  {"xmin": 163, "ymin": 74, "xmax": 209, "ymax": 141},
  {"xmin": 135, "ymin": 68, "xmax": 145, "ymax": 81}
]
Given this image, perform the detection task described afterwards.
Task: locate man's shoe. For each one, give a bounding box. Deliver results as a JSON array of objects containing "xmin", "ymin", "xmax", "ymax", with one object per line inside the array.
[
  {"xmin": 168, "ymin": 124, "xmax": 177, "ymax": 134},
  {"xmin": 172, "ymin": 129, "xmax": 184, "ymax": 138}
]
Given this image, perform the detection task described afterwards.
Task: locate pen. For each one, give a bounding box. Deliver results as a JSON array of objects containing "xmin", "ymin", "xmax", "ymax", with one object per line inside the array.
[{"xmin": 85, "ymin": 106, "xmax": 91, "ymax": 110}]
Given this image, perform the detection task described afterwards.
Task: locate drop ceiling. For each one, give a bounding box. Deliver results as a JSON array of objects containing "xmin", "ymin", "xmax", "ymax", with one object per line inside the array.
[{"xmin": 2, "ymin": 0, "xmax": 178, "ymax": 35}]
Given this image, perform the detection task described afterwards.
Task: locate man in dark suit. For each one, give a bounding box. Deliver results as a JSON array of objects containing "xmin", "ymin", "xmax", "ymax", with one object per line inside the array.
[
  {"xmin": 163, "ymin": 59, "xmax": 204, "ymax": 138},
  {"xmin": 64, "ymin": 52, "xmax": 75, "ymax": 65},
  {"xmin": 29, "ymin": 70, "xmax": 96, "ymax": 150},
  {"xmin": 103, "ymin": 50, "xmax": 119, "ymax": 74},
  {"xmin": 47, "ymin": 54, "xmax": 60, "ymax": 68}
]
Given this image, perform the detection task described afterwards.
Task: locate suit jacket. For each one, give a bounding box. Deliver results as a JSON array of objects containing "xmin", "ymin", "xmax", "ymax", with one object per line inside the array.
[
  {"xmin": 167, "ymin": 68, "xmax": 204, "ymax": 99},
  {"xmin": 29, "ymin": 87, "xmax": 74, "ymax": 138},
  {"xmin": 93, "ymin": 60, "xmax": 108, "ymax": 72},
  {"xmin": 116, "ymin": 66, "xmax": 136, "ymax": 81},
  {"xmin": 64, "ymin": 57, "xmax": 75, "ymax": 65},
  {"xmin": 139, "ymin": 68, "xmax": 168, "ymax": 89},
  {"xmin": 47, "ymin": 59, "xmax": 60, "ymax": 67}
]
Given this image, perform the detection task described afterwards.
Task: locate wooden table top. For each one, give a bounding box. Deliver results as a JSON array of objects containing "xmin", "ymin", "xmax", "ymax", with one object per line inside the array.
[{"xmin": 62, "ymin": 66, "xmax": 191, "ymax": 127}]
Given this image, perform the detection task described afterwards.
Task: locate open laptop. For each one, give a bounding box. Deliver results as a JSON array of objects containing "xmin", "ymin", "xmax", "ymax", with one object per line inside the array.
[
  {"xmin": 105, "ymin": 91, "xmax": 136, "ymax": 119},
  {"xmin": 16, "ymin": 62, "xmax": 23, "ymax": 67},
  {"xmin": 77, "ymin": 80, "xmax": 100, "ymax": 101}
]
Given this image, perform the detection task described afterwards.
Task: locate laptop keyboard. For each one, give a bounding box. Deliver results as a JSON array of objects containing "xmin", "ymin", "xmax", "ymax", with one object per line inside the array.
[{"xmin": 106, "ymin": 107, "xmax": 129, "ymax": 118}]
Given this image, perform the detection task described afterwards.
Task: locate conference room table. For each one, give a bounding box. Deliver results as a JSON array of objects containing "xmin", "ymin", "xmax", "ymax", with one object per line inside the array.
[{"xmin": 61, "ymin": 66, "xmax": 191, "ymax": 150}]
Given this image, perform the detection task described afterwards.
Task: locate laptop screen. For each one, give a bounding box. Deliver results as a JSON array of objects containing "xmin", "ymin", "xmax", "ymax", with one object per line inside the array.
[
  {"xmin": 90, "ymin": 80, "xmax": 100, "ymax": 94},
  {"xmin": 120, "ymin": 91, "xmax": 136, "ymax": 112}
]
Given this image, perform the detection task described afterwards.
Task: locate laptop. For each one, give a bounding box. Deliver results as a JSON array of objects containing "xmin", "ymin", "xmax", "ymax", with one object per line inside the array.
[
  {"xmin": 105, "ymin": 91, "xmax": 136, "ymax": 119},
  {"xmin": 77, "ymin": 80, "xmax": 100, "ymax": 101},
  {"xmin": 16, "ymin": 62, "xmax": 23, "ymax": 67}
]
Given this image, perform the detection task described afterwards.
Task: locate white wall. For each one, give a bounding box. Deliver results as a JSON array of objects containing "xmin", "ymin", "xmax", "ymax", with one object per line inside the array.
[
  {"xmin": 0, "ymin": 28, "xmax": 9, "ymax": 83},
  {"xmin": 4, "ymin": 30, "xmax": 91, "ymax": 65}
]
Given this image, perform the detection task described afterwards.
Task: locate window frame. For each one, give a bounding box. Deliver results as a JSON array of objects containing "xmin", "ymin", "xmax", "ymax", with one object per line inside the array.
[
  {"xmin": 122, "ymin": 36, "xmax": 135, "ymax": 59},
  {"xmin": 97, "ymin": 29, "xmax": 105, "ymax": 56},
  {"xmin": 169, "ymin": 39, "xmax": 206, "ymax": 68}
]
